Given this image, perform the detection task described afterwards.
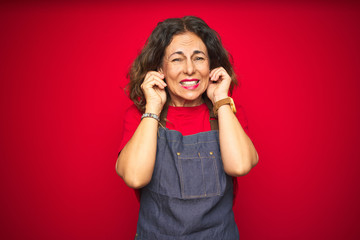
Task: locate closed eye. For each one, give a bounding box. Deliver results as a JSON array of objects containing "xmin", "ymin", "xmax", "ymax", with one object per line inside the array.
[
  {"xmin": 171, "ymin": 58, "xmax": 182, "ymax": 62},
  {"xmin": 194, "ymin": 56, "xmax": 205, "ymax": 61}
]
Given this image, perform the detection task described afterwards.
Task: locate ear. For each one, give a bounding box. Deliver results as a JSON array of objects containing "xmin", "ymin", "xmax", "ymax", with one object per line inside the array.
[{"xmin": 158, "ymin": 67, "xmax": 164, "ymax": 74}]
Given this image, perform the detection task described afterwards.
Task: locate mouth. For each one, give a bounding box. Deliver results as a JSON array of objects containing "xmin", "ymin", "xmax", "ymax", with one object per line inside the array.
[{"xmin": 180, "ymin": 79, "xmax": 200, "ymax": 89}]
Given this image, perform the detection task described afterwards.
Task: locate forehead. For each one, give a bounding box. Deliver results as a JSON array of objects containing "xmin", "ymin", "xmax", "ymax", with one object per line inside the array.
[{"xmin": 165, "ymin": 32, "xmax": 207, "ymax": 55}]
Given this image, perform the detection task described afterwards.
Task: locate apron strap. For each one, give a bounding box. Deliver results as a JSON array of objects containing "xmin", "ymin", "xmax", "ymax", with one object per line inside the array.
[
  {"xmin": 204, "ymin": 97, "xmax": 219, "ymax": 131},
  {"xmin": 159, "ymin": 100, "xmax": 169, "ymax": 128},
  {"xmin": 159, "ymin": 97, "xmax": 219, "ymax": 131}
]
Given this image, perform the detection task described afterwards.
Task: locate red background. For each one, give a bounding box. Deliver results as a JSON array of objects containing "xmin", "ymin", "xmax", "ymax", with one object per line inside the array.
[{"xmin": 1, "ymin": 1, "xmax": 360, "ymax": 239}]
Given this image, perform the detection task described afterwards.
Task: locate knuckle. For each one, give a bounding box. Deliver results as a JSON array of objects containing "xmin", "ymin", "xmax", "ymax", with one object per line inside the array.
[{"xmin": 145, "ymin": 72, "xmax": 153, "ymax": 79}]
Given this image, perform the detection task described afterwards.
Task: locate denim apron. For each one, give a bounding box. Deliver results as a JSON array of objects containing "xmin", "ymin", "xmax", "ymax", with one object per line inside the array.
[{"xmin": 135, "ymin": 100, "xmax": 239, "ymax": 239}]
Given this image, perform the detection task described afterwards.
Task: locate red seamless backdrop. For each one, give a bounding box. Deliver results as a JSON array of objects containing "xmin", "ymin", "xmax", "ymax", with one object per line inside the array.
[{"xmin": 1, "ymin": 1, "xmax": 360, "ymax": 239}]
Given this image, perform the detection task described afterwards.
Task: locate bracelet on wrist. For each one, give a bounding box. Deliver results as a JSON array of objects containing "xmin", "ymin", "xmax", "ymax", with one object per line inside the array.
[
  {"xmin": 213, "ymin": 97, "xmax": 237, "ymax": 116},
  {"xmin": 141, "ymin": 113, "xmax": 160, "ymax": 121}
]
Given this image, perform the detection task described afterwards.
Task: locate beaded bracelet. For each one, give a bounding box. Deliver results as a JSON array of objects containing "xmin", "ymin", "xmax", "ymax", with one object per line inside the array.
[{"xmin": 141, "ymin": 113, "xmax": 160, "ymax": 122}]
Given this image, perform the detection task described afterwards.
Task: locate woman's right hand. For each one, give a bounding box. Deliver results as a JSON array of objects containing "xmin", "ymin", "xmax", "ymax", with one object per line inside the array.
[{"xmin": 141, "ymin": 71, "xmax": 167, "ymax": 115}]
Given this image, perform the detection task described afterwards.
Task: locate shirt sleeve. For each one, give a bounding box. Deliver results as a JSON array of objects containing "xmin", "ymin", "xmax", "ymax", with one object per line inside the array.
[
  {"xmin": 117, "ymin": 105, "xmax": 142, "ymax": 202},
  {"xmin": 118, "ymin": 104, "xmax": 142, "ymax": 154}
]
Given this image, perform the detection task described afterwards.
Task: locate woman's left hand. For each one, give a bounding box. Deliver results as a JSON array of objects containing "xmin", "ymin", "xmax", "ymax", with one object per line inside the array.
[{"xmin": 207, "ymin": 67, "xmax": 232, "ymax": 104}]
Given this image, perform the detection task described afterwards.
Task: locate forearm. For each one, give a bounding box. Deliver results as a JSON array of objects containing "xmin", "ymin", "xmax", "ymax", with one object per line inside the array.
[
  {"xmin": 116, "ymin": 117, "xmax": 159, "ymax": 188},
  {"xmin": 218, "ymin": 105, "xmax": 258, "ymax": 176}
]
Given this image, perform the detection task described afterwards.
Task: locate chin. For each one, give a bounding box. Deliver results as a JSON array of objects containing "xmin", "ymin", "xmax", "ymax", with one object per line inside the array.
[
  {"xmin": 182, "ymin": 90, "xmax": 203, "ymax": 99},
  {"xmin": 180, "ymin": 94, "xmax": 205, "ymax": 104}
]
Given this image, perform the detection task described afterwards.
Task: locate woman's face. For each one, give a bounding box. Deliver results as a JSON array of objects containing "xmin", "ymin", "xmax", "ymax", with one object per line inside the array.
[{"xmin": 160, "ymin": 32, "xmax": 210, "ymax": 107}]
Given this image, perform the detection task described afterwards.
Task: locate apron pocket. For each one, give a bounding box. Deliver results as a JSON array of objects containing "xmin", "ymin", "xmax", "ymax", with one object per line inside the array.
[{"xmin": 178, "ymin": 151, "xmax": 221, "ymax": 199}]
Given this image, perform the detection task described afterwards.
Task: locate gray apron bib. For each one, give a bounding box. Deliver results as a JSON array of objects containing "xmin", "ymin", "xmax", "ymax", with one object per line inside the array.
[{"xmin": 135, "ymin": 100, "xmax": 239, "ymax": 239}]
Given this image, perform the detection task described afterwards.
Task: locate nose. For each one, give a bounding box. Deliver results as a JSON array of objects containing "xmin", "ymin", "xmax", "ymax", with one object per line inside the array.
[{"xmin": 184, "ymin": 58, "xmax": 195, "ymax": 75}]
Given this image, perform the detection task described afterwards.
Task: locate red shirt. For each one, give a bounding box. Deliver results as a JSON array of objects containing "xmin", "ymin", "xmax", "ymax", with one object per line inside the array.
[{"xmin": 118, "ymin": 103, "xmax": 249, "ymax": 153}]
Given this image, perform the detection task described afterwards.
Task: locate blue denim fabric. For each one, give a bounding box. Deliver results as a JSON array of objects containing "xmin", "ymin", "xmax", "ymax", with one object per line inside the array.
[{"xmin": 136, "ymin": 128, "xmax": 239, "ymax": 239}]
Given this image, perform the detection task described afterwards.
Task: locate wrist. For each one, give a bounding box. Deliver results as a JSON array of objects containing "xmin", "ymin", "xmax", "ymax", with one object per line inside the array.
[
  {"xmin": 141, "ymin": 112, "xmax": 160, "ymax": 122},
  {"xmin": 213, "ymin": 94, "xmax": 229, "ymax": 104},
  {"xmin": 213, "ymin": 97, "xmax": 236, "ymax": 116},
  {"xmin": 145, "ymin": 105, "xmax": 162, "ymax": 116}
]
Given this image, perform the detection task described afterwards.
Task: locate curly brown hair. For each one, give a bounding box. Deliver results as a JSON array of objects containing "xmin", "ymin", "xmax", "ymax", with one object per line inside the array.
[{"xmin": 127, "ymin": 16, "xmax": 237, "ymax": 113}]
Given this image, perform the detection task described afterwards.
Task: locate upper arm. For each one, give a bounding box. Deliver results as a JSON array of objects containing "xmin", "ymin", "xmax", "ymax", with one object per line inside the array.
[
  {"xmin": 117, "ymin": 105, "xmax": 142, "ymax": 154},
  {"xmin": 115, "ymin": 105, "xmax": 141, "ymax": 174}
]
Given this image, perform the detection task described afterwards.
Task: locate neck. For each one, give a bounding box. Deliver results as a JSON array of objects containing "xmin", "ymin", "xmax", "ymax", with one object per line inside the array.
[{"xmin": 169, "ymin": 98, "xmax": 204, "ymax": 107}]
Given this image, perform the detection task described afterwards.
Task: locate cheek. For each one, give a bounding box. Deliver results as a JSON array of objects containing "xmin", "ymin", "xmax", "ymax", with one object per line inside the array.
[
  {"xmin": 198, "ymin": 63, "xmax": 210, "ymax": 74},
  {"xmin": 200, "ymin": 68, "xmax": 210, "ymax": 79},
  {"xmin": 201, "ymin": 69, "xmax": 210, "ymax": 88},
  {"xmin": 162, "ymin": 62, "xmax": 172, "ymax": 75},
  {"xmin": 164, "ymin": 66, "xmax": 181, "ymax": 80},
  {"xmin": 202, "ymin": 79, "xmax": 209, "ymax": 89}
]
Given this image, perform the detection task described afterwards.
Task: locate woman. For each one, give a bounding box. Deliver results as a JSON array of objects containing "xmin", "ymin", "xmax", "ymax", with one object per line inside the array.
[{"xmin": 116, "ymin": 16, "xmax": 258, "ymax": 239}]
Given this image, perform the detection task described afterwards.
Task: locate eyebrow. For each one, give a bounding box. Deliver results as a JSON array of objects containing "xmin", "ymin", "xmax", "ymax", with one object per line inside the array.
[{"xmin": 168, "ymin": 50, "xmax": 207, "ymax": 58}]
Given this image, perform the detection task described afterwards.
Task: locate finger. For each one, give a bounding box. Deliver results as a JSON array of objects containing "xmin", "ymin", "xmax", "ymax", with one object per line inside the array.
[
  {"xmin": 143, "ymin": 75, "xmax": 167, "ymax": 88},
  {"xmin": 209, "ymin": 67, "xmax": 223, "ymax": 79},
  {"xmin": 209, "ymin": 67, "xmax": 223, "ymax": 80},
  {"xmin": 210, "ymin": 68, "xmax": 224, "ymax": 81},
  {"xmin": 142, "ymin": 77, "xmax": 167, "ymax": 90},
  {"xmin": 152, "ymin": 78, "xmax": 167, "ymax": 89},
  {"xmin": 209, "ymin": 67, "xmax": 219, "ymax": 77},
  {"xmin": 211, "ymin": 68, "xmax": 230, "ymax": 82},
  {"xmin": 145, "ymin": 71, "xmax": 165, "ymax": 80}
]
